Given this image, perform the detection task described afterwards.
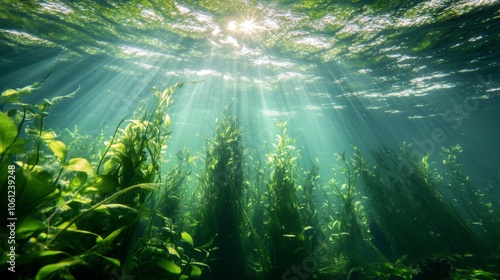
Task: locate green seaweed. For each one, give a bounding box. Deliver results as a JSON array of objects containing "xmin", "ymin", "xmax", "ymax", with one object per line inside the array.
[
  {"xmin": 265, "ymin": 121, "xmax": 306, "ymax": 279},
  {"xmin": 0, "ymin": 80, "xmax": 210, "ymax": 280},
  {"xmin": 354, "ymin": 143, "xmax": 495, "ymax": 269},
  {"xmin": 194, "ymin": 108, "xmax": 247, "ymax": 279},
  {"xmin": 1, "ymin": 79, "xmax": 499, "ymax": 280}
]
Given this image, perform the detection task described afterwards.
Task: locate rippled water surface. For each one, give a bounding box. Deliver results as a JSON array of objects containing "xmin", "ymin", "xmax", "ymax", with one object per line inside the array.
[
  {"xmin": 2, "ymin": 1, "xmax": 499, "ymax": 167},
  {"xmin": 1, "ymin": 1, "xmax": 500, "ymax": 278}
]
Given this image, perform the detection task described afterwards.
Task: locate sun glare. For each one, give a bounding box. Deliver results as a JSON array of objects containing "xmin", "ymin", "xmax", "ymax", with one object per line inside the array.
[
  {"xmin": 227, "ymin": 16, "xmax": 263, "ymax": 36},
  {"xmin": 241, "ymin": 18, "xmax": 257, "ymax": 34}
]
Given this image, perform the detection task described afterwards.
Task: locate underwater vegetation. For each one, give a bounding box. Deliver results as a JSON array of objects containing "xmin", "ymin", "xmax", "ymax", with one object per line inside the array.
[{"xmin": 1, "ymin": 80, "xmax": 500, "ymax": 279}]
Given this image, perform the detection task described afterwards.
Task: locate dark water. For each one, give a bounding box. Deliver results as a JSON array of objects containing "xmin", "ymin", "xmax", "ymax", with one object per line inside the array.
[{"xmin": 1, "ymin": 1, "xmax": 500, "ymax": 279}]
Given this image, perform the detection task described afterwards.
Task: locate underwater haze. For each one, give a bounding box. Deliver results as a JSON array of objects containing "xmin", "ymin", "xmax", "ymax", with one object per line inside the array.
[{"xmin": 1, "ymin": 1, "xmax": 500, "ymax": 279}]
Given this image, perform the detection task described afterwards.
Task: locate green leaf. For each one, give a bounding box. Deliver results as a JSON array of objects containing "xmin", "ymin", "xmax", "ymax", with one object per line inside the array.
[
  {"xmin": 2, "ymin": 88, "xmax": 17, "ymax": 97},
  {"xmin": 181, "ymin": 231, "xmax": 194, "ymax": 247},
  {"xmin": 198, "ymin": 237, "xmax": 214, "ymax": 249},
  {"xmin": 90, "ymin": 227, "xmax": 125, "ymax": 255},
  {"xmin": 48, "ymin": 140, "xmax": 67, "ymax": 162},
  {"xmin": 94, "ymin": 203, "xmax": 137, "ymax": 214},
  {"xmin": 16, "ymin": 217, "xmax": 45, "ymax": 239},
  {"xmin": 190, "ymin": 261, "xmax": 210, "ymax": 268},
  {"xmin": 157, "ymin": 258, "xmax": 181, "ymax": 275},
  {"xmin": 72, "ymin": 197, "xmax": 92, "ymax": 206},
  {"xmin": 163, "ymin": 114, "xmax": 171, "ymax": 127},
  {"xmin": 57, "ymin": 221, "xmax": 77, "ymax": 230},
  {"xmin": 66, "ymin": 158, "xmax": 94, "ymax": 175},
  {"xmin": 190, "ymin": 264, "xmax": 203, "ymax": 278},
  {"xmin": 111, "ymin": 142, "xmax": 126, "ymax": 154},
  {"xmin": 7, "ymin": 109, "xmax": 17, "ymax": 117},
  {"xmin": 93, "ymin": 205, "xmax": 110, "ymax": 215},
  {"xmin": 103, "ymin": 157, "xmax": 120, "ymax": 173},
  {"xmin": 81, "ymin": 175, "xmax": 119, "ymax": 194},
  {"xmin": 36, "ymin": 259, "xmax": 83, "ymax": 280},
  {"xmin": 67, "ymin": 172, "xmax": 88, "ymax": 192},
  {"xmin": 14, "ymin": 168, "xmax": 59, "ymax": 218},
  {"xmin": 64, "ymin": 228, "xmax": 102, "ymax": 240},
  {"xmin": 167, "ymin": 246, "xmax": 181, "ymax": 259},
  {"xmin": 101, "ymin": 227, "xmax": 125, "ymax": 244},
  {"xmin": 0, "ymin": 112, "xmax": 17, "ymax": 154},
  {"xmin": 297, "ymin": 232, "xmax": 305, "ymax": 242},
  {"xmin": 41, "ymin": 130, "xmax": 56, "ymax": 140},
  {"xmin": 38, "ymin": 251, "xmax": 69, "ymax": 258},
  {"xmin": 1, "ymin": 89, "xmax": 20, "ymax": 103},
  {"xmin": 95, "ymin": 253, "xmax": 120, "ymax": 267}
]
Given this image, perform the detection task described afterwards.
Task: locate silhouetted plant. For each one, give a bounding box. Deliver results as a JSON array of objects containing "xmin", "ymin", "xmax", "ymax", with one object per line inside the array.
[
  {"xmin": 354, "ymin": 143, "xmax": 491, "ymax": 268},
  {"xmin": 194, "ymin": 108, "xmax": 247, "ymax": 279},
  {"xmin": 441, "ymin": 145, "xmax": 499, "ymax": 249}
]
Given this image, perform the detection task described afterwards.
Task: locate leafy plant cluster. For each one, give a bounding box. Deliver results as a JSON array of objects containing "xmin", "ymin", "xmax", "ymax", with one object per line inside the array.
[
  {"xmin": 0, "ymin": 79, "xmax": 208, "ymax": 279},
  {"xmin": 1, "ymin": 78, "xmax": 499, "ymax": 280}
]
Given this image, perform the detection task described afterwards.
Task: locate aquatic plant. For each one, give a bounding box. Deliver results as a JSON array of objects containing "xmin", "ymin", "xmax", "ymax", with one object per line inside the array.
[
  {"xmin": 330, "ymin": 152, "xmax": 380, "ymax": 270},
  {"xmin": 0, "ymin": 76, "xmax": 78, "ymax": 223},
  {"xmin": 132, "ymin": 210, "xmax": 212, "ymax": 280},
  {"xmin": 241, "ymin": 149, "xmax": 271, "ymax": 278},
  {"xmin": 441, "ymin": 145, "xmax": 499, "ymax": 249},
  {"xmin": 298, "ymin": 160, "xmax": 321, "ymax": 246},
  {"xmin": 157, "ymin": 147, "xmax": 193, "ymax": 224},
  {"xmin": 2, "ymin": 78, "xmax": 498, "ymax": 280},
  {"xmin": 373, "ymin": 257, "xmax": 414, "ymax": 280},
  {"xmin": 0, "ymin": 79, "xmax": 147, "ymax": 279},
  {"xmin": 194, "ymin": 108, "xmax": 247, "ymax": 278},
  {"xmin": 354, "ymin": 143, "xmax": 493, "ymax": 269},
  {"xmin": 0, "ymin": 80, "xmax": 210, "ymax": 279},
  {"xmin": 265, "ymin": 121, "xmax": 307, "ymax": 279},
  {"xmin": 63, "ymin": 125, "xmax": 104, "ymax": 163}
]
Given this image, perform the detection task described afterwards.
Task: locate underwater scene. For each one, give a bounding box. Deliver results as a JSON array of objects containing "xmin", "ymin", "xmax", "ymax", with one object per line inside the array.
[{"xmin": 1, "ymin": 0, "xmax": 500, "ymax": 279}]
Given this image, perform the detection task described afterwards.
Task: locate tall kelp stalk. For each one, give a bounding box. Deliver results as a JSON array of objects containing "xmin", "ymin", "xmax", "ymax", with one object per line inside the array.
[
  {"xmin": 265, "ymin": 121, "xmax": 306, "ymax": 280},
  {"xmin": 195, "ymin": 109, "xmax": 247, "ymax": 279},
  {"xmin": 131, "ymin": 147, "xmax": 211, "ymax": 280},
  {"xmin": 242, "ymin": 151, "xmax": 270, "ymax": 278},
  {"xmin": 97, "ymin": 83, "xmax": 210, "ymax": 279},
  {"xmin": 329, "ymin": 152, "xmax": 380, "ymax": 277},
  {"xmin": 156, "ymin": 147, "xmax": 193, "ymax": 227},
  {"xmin": 441, "ymin": 145, "xmax": 500, "ymax": 251},
  {"xmin": 354, "ymin": 143, "xmax": 492, "ymax": 269},
  {"xmin": 298, "ymin": 161, "xmax": 322, "ymax": 248},
  {"xmin": 96, "ymin": 83, "xmax": 184, "ymax": 274}
]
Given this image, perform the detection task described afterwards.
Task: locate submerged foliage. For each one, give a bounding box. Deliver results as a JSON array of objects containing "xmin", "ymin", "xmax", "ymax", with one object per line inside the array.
[
  {"xmin": 0, "ymin": 79, "xmax": 207, "ymax": 280},
  {"xmin": 194, "ymin": 108, "xmax": 247, "ymax": 279},
  {"xmin": 354, "ymin": 143, "xmax": 496, "ymax": 267},
  {"xmin": 1, "ymin": 79, "xmax": 499, "ymax": 279}
]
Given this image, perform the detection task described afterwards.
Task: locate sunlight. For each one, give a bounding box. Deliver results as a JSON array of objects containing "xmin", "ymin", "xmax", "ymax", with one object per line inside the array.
[
  {"xmin": 227, "ymin": 20, "xmax": 237, "ymax": 31},
  {"xmin": 227, "ymin": 16, "xmax": 263, "ymax": 36},
  {"xmin": 240, "ymin": 18, "xmax": 258, "ymax": 34}
]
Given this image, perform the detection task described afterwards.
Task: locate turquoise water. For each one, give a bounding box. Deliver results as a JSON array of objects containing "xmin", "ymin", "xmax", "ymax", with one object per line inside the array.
[
  {"xmin": 0, "ymin": 0, "xmax": 500, "ymax": 279},
  {"xmin": 2, "ymin": 1, "xmax": 499, "ymax": 173}
]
